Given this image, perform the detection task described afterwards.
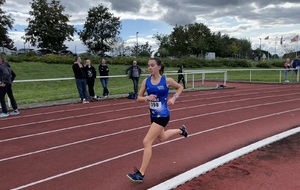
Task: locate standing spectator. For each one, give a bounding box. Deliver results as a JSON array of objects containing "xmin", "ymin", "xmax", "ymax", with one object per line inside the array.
[
  {"xmin": 127, "ymin": 58, "xmax": 188, "ymax": 183},
  {"xmin": 177, "ymin": 65, "xmax": 186, "ymax": 89},
  {"xmin": 125, "ymin": 60, "xmax": 142, "ymax": 97},
  {"xmin": 284, "ymin": 58, "xmax": 291, "ymax": 82},
  {"xmin": 291, "ymin": 56, "xmax": 300, "ymax": 82},
  {"xmin": 99, "ymin": 58, "xmax": 110, "ymax": 98},
  {"xmin": 0, "ymin": 56, "xmax": 19, "ymax": 117},
  {"xmin": 85, "ymin": 59, "xmax": 97, "ymax": 101},
  {"xmin": 72, "ymin": 56, "xmax": 89, "ymax": 104},
  {"xmin": 251, "ymin": 52, "xmax": 256, "ymax": 61}
]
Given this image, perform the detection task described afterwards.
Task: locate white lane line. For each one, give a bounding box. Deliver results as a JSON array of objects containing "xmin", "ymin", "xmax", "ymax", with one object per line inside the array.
[
  {"xmin": 0, "ymin": 105, "xmax": 147, "ymax": 130},
  {"xmin": 0, "ymin": 125, "xmax": 149, "ymax": 162},
  {"xmin": 0, "ymin": 101, "xmax": 127, "ymax": 121},
  {"xmin": 1, "ymin": 97, "xmax": 300, "ymax": 143},
  {"xmin": 10, "ymin": 109, "xmax": 300, "ymax": 190},
  {"xmin": 3, "ymin": 105, "xmax": 300, "ymax": 162},
  {"xmin": 1, "ymin": 87, "xmax": 298, "ymax": 129},
  {"xmin": 0, "ymin": 112, "xmax": 148, "ymax": 142},
  {"xmin": 148, "ymin": 126, "xmax": 300, "ymax": 190}
]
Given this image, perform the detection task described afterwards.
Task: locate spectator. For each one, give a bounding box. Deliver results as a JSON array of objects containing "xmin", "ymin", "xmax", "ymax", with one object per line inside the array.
[
  {"xmin": 177, "ymin": 65, "xmax": 186, "ymax": 89},
  {"xmin": 125, "ymin": 60, "xmax": 142, "ymax": 97},
  {"xmin": 85, "ymin": 59, "xmax": 97, "ymax": 101},
  {"xmin": 284, "ymin": 58, "xmax": 291, "ymax": 82},
  {"xmin": 251, "ymin": 52, "xmax": 256, "ymax": 61},
  {"xmin": 0, "ymin": 56, "xmax": 20, "ymax": 117},
  {"xmin": 99, "ymin": 58, "xmax": 110, "ymax": 98},
  {"xmin": 72, "ymin": 56, "xmax": 89, "ymax": 104},
  {"xmin": 291, "ymin": 56, "xmax": 300, "ymax": 82}
]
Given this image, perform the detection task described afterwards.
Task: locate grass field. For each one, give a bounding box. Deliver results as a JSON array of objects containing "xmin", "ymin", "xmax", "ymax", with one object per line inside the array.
[{"xmin": 8, "ymin": 61, "xmax": 288, "ymax": 105}]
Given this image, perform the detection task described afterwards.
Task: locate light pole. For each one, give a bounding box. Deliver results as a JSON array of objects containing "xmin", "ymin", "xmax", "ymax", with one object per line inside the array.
[
  {"xmin": 136, "ymin": 32, "xmax": 139, "ymax": 57},
  {"xmin": 274, "ymin": 37, "xmax": 278, "ymax": 58},
  {"xmin": 259, "ymin": 38, "xmax": 262, "ymax": 59},
  {"xmin": 259, "ymin": 38, "xmax": 261, "ymax": 50},
  {"xmin": 136, "ymin": 32, "xmax": 139, "ymax": 46}
]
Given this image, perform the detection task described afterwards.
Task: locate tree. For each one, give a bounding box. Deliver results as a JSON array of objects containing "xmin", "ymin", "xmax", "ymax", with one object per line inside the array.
[
  {"xmin": 236, "ymin": 38, "xmax": 252, "ymax": 58},
  {"xmin": 153, "ymin": 33, "xmax": 171, "ymax": 57},
  {"xmin": 229, "ymin": 42, "xmax": 239, "ymax": 58},
  {"xmin": 153, "ymin": 22, "xmax": 252, "ymax": 59},
  {"xmin": 156, "ymin": 23, "xmax": 212, "ymax": 57},
  {"xmin": 0, "ymin": 0, "xmax": 14, "ymax": 49},
  {"xmin": 138, "ymin": 41, "xmax": 153, "ymax": 57},
  {"xmin": 24, "ymin": 0, "xmax": 75, "ymax": 51},
  {"xmin": 168, "ymin": 25, "xmax": 189, "ymax": 57},
  {"xmin": 132, "ymin": 42, "xmax": 140, "ymax": 57},
  {"xmin": 187, "ymin": 23, "xmax": 212, "ymax": 58},
  {"xmin": 210, "ymin": 32, "xmax": 227, "ymax": 58},
  {"xmin": 79, "ymin": 4, "xmax": 121, "ymax": 55}
]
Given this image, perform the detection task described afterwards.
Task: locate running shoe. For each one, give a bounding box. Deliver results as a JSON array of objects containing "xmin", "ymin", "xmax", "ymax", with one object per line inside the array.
[
  {"xmin": 82, "ymin": 99, "xmax": 89, "ymax": 104},
  {"xmin": 10, "ymin": 109, "xmax": 20, "ymax": 116},
  {"xmin": 0, "ymin": 113, "xmax": 9, "ymax": 118},
  {"xmin": 180, "ymin": 125, "xmax": 188, "ymax": 138},
  {"xmin": 127, "ymin": 167, "xmax": 144, "ymax": 183}
]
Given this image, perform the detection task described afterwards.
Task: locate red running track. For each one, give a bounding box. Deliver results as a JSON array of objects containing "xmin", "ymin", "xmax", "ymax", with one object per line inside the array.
[{"xmin": 1, "ymin": 82, "xmax": 300, "ymax": 190}]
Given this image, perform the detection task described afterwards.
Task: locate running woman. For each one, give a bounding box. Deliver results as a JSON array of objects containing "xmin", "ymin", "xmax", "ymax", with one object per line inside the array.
[{"xmin": 127, "ymin": 58, "xmax": 188, "ymax": 183}]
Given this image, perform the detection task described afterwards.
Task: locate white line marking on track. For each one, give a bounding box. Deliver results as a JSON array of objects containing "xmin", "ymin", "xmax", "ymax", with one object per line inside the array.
[
  {"xmin": 1, "ymin": 96, "xmax": 300, "ymax": 143},
  {"xmin": 10, "ymin": 108, "xmax": 300, "ymax": 190},
  {"xmin": 148, "ymin": 126, "xmax": 300, "ymax": 190},
  {"xmin": 0, "ymin": 105, "xmax": 147, "ymax": 130},
  {"xmin": 2, "ymin": 89, "xmax": 300, "ymax": 131}
]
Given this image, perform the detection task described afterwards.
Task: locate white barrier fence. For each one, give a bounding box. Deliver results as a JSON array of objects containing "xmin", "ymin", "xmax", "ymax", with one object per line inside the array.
[{"xmin": 3, "ymin": 68, "xmax": 299, "ymax": 108}]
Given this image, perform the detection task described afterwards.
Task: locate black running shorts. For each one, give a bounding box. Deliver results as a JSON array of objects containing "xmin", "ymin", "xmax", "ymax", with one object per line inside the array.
[{"xmin": 150, "ymin": 116, "xmax": 170, "ymax": 127}]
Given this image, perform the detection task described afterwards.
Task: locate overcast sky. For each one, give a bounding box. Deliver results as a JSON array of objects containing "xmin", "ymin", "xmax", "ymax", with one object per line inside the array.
[{"xmin": 2, "ymin": 0, "xmax": 300, "ymax": 56}]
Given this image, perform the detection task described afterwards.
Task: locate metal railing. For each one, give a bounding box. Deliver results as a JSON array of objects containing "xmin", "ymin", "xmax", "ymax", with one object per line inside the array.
[{"xmin": 4, "ymin": 68, "xmax": 300, "ymax": 108}]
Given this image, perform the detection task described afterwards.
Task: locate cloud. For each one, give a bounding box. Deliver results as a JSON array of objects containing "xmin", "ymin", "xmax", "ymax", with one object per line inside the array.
[
  {"xmin": 2, "ymin": 0, "xmax": 300, "ymax": 55},
  {"xmin": 109, "ymin": 0, "xmax": 141, "ymax": 12}
]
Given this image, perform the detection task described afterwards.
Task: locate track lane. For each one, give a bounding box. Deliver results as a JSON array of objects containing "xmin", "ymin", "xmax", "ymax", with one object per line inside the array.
[{"xmin": 1, "ymin": 83, "xmax": 300, "ymax": 189}]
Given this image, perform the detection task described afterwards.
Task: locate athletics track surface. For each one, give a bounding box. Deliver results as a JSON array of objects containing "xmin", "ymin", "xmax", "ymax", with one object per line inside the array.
[{"xmin": 1, "ymin": 82, "xmax": 300, "ymax": 190}]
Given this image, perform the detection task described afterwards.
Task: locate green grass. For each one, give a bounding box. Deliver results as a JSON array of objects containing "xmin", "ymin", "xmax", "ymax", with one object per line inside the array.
[{"xmin": 8, "ymin": 62, "xmax": 286, "ymax": 105}]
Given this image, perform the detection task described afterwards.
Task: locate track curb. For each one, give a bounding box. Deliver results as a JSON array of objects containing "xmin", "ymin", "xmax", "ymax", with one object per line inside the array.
[{"xmin": 148, "ymin": 126, "xmax": 300, "ymax": 190}]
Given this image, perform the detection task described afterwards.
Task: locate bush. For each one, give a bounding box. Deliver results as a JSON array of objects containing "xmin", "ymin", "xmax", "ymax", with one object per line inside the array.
[
  {"xmin": 271, "ymin": 60, "xmax": 285, "ymax": 68},
  {"xmin": 256, "ymin": 62, "xmax": 271, "ymax": 68},
  {"xmin": 3, "ymin": 54, "xmax": 272, "ymax": 69}
]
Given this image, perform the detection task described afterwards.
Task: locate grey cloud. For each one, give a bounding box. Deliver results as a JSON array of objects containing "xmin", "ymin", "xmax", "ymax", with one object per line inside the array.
[
  {"xmin": 3, "ymin": 0, "xmax": 300, "ymax": 38},
  {"xmin": 109, "ymin": 0, "xmax": 141, "ymax": 12},
  {"xmin": 162, "ymin": 9, "xmax": 196, "ymax": 26},
  {"xmin": 153, "ymin": 0, "xmax": 299, "ymax": 28},
  {"xmin": 61, "ymin": 0, "xmax": 142, "ymax": 14}
]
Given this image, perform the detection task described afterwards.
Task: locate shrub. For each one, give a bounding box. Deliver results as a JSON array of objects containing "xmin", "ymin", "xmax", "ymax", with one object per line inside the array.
[{"xmin": 256, "ymin": 62, "xmax": 271, "ymax": 68}]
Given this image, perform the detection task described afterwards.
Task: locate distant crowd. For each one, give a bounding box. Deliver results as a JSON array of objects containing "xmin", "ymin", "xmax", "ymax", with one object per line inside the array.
[{"xmin": 72, "ymin": 56, "xmax": 143, "ymax": 103}]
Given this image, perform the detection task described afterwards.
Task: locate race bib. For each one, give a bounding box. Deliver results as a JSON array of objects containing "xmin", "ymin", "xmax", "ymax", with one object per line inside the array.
[{"xmin": 149, "ymin": 101, "xmax": 162, "ymax": 110}]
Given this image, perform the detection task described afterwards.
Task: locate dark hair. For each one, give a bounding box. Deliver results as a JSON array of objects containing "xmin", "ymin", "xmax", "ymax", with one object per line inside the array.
[
  {"xmin": 0, "ymin": 56, "xmax": 6, "ymax": 62},
  {"xmin": 75, "ymin": 55, "xmax": 80, "ymax": 61},
  {"xmin": 151, "ymin": 58, "xmax": 165, "ymax": 75}
]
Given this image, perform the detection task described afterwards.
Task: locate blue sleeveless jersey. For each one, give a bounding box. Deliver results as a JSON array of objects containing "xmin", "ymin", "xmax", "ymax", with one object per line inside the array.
[{"xmin": 146, "ymin": 76, "xmax": 169, "ymax": 118}]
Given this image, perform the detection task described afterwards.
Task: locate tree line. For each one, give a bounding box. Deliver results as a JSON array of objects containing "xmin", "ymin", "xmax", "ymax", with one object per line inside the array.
[{"xmin": 153, "ymin": 23, "xmax": 252, "ymax": 58}]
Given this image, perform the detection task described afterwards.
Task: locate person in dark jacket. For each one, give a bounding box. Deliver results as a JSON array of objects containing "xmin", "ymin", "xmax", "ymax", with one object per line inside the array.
[
  {"xmin": 177, "ymin": 65, "xmax": 186, "ymax": 89},
  {"xmin": 291, "ymin": 56, "xmax": 300, "ymax": 82},
  {"xmin": 99, "ymin": 58, "xmax": 110, "ymax": 98},
  {"xmin": 0, "ymin": 56, "xmax": 19, "ymax": 117},
  {"xmin": 125, "ymin": 60, "xmax": 142, "ymax": 97},
  {"xmin": 72, "ymin": 56, "xmax": 89, "ymax": 103},
  {"xmin": 85, "ymin": 59, "xmax": 97, "ymax": 101}
]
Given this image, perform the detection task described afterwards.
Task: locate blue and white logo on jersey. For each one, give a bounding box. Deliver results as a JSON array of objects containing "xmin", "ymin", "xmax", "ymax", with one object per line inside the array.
[{"xmin": 157, "ymin": 85, "xmax": 165, "ymax": 90}]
